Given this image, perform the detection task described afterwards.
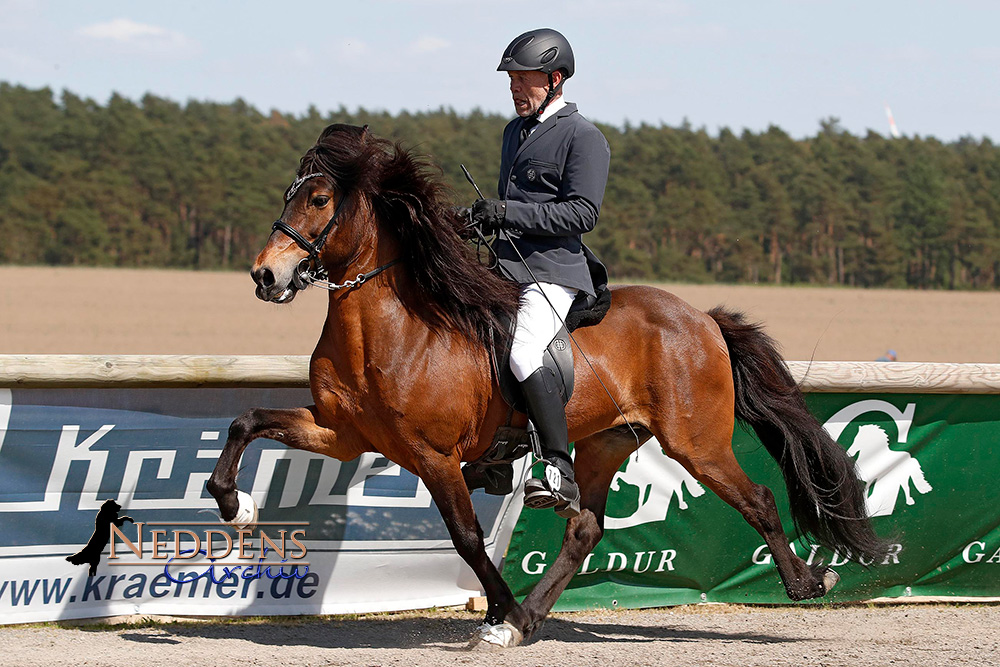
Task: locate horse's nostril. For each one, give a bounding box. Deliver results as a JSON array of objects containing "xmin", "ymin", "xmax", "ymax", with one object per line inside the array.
[{"xmin": 259, "ymin": 268, "xmax": 275, "ymax": 288}]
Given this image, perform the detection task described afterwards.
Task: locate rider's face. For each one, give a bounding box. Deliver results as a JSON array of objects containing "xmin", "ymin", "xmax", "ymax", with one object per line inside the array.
[{"xmin": 508, "ymin": 70, "xmax": 562, "ymax": 117}]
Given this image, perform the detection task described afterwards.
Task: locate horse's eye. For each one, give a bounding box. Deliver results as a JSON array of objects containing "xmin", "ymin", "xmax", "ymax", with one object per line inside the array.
[{"xmin": 312, "ymin": 196, "xmax": 330, "ymax": 207}]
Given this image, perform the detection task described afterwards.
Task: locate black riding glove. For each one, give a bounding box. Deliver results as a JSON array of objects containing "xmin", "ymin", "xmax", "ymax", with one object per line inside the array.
[
  {"xmin": 471, "ymin": 199, "xmax": 507, "ymax": 235},
  {"xmin": 451, "ymin": 206, "xmax": 475, "ymax": 238}
]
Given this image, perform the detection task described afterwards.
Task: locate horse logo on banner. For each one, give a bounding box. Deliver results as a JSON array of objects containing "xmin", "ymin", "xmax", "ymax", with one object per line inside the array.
[
  {"xmin": 605, "ymin": 438, "xmax": 705, "ymax": 530},
  {"xmin": 822, "ymin": 400, "xmax": 933, "ymax": 517}
]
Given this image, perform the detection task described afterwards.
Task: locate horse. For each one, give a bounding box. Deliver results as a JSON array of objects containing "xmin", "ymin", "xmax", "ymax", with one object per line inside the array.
[{"xmin": 206, "ymin": 123, "xmax": 888, "ymax": 647}]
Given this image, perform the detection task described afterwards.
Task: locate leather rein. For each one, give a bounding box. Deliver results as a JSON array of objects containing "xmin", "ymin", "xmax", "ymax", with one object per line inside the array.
[{"xmin": 271, "ymin": 172, "xmax": 399, "ymax": 292}]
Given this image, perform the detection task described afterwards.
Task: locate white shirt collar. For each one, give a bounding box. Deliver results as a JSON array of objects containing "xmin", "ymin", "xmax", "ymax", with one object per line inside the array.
[{"xmin": 536, "ymin": 96, "xmax": 567, "ymax": 124}]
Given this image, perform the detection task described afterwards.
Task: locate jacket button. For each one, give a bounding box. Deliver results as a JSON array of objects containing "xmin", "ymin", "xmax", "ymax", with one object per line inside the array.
[{"xmin": 510, "ymin": 174, "xmax": 517, "ymax": 181}]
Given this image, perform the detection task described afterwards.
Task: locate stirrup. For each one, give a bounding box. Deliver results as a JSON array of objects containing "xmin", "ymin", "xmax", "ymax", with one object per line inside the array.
[{"xmin": 524, "ymin": 463, "xmax": 580, "ymax": 518}]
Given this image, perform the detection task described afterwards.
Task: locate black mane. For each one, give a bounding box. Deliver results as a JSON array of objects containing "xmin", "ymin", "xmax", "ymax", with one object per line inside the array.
[{"xmin": 298, "ymin": 123, "xmax": 520, "ymax": 345}]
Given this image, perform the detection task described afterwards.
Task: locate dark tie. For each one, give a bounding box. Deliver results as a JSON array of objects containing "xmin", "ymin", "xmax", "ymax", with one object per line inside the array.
[{"xmin": 519, "ymin": 118, "xmax": 539, "ymax": 145}]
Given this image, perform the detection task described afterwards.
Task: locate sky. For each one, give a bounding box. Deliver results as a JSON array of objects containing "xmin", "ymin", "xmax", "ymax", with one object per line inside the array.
[{"xmin": 2, "ymin": 0, "xmax": 999, "ymax": 141}]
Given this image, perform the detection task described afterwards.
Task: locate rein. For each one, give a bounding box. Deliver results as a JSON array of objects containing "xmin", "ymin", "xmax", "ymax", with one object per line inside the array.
[
  {"xmin": 272, "ymin": 172, "xmax": 399, "ymax": 292},
  {"xmin": 303, "ymin": 258, "xmax": 401, "ymax": 292}
]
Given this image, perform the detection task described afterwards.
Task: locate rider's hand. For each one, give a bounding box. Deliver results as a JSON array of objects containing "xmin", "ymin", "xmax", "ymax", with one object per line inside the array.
[
  {"xmin": 451, "ymin": 206, "xmax": 474, "ymax": 239},
  {"xmin": 471, "ymin": 199, "xmax": 507, "ymax": 236}
]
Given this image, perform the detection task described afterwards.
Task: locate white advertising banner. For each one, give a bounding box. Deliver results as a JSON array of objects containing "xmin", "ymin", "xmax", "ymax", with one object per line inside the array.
[{"xmin": 0, "ymin": 387, "xmax": 525, "ymax": 624}]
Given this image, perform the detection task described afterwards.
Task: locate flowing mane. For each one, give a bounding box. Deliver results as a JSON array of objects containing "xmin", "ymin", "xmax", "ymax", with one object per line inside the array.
[{"xmin": 298, "ymin": 124, "xmax": 520, "ymax": 345}]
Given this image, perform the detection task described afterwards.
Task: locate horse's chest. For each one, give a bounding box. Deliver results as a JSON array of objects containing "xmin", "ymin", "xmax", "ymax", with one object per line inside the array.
[
  {"xmin": 314, "ymin": 368, "xmax": 412, "ymax": 427},
  {"xmin": 312, "ymin": 337, "xmax": 482, "ymax": 446}
]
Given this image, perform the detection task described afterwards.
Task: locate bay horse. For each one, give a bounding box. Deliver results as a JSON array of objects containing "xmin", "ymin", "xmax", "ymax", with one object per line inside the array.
[{"xmin": 206, "ymin": 123, "xmax": 886, "ymax": 647}]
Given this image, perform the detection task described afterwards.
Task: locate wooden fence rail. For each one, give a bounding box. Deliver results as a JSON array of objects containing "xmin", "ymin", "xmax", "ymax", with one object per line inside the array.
[{"xmin": 1, "ymin": 355, "xmax": 999, "ymax": 393}]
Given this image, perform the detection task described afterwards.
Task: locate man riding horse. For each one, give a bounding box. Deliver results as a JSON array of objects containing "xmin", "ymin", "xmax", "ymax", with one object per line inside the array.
[
  {"xmin": 210, "ymin": 27, "xmax": 885, "ymax": 645},
  {"xmin": 471, "ymin": 28, "xmax": 611, "ymax": 518}
]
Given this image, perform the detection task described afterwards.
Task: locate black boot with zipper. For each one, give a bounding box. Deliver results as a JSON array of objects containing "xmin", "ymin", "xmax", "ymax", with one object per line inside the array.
[{"xmin": 520, "ymin": 367, "xmax": 581, "ymax": 518}]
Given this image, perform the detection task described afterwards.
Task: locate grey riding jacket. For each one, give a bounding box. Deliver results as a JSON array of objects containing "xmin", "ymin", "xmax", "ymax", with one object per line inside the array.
[{"xmin": 495, "ymin": 102, "xmax": 611, "ymax": 297}]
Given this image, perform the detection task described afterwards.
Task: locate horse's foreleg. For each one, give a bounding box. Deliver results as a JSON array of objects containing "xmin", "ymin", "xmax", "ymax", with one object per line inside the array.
[
  {"xmin": 206, "ymin": 406, "xmax": 335, "ymax": 521},
  {"xmin": 516, "ymin": 432, "xmax": 636, "ymax": 641},
  {"xmin": 415, "ymin": 451, "xmax": 526, "ymax": 635}
]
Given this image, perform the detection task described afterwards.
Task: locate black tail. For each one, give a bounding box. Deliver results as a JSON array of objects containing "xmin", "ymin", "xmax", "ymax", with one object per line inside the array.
[{"xmin": 709, "ymin": 306, "xmax": 890, "ymax": 564}]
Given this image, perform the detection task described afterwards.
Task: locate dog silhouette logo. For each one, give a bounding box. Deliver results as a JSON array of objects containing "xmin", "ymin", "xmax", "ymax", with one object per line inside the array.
[
  {"xmin": 823, "ymin": 399, "xmax": 933, "ymax": 517},
  {"xmin": 605, "ymin": 438, "xmax": 705, "ymax": 530},
  {"xmin": 65, "ymin": 499, "xmax": 134, "ymax": 576}
]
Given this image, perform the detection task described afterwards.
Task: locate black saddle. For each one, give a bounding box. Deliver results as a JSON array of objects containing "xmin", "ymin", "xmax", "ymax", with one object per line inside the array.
[{"xmin": 463, "ymin": 288, "xmax": 611, "ymax": 496}]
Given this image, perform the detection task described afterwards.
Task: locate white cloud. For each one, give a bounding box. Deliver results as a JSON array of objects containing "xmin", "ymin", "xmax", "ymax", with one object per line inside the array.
[
  {"xmin": 334, "ymin": 39, "xmax": 371, "ymax": 63},
  {"xmin": 971, "ymin": 46, "xmax": 1000, "ymax": 61},
  {"xmin": 882, "ymin": 45, "xmax": 932, "ymax": 64},
  {"xmin": 77, "ymin": 18, "xmax": 196, "ymax": 55},
  {"xmin": 411, "ymin": 36, "xmax": 451, "ymax": 55},
  {"xmin": 0, "ymin": 45, "xmax": 45, "ymax": 71},
  {"xmin": 290, "ymin": 47, "xmax": 311, "ymax": 66}
]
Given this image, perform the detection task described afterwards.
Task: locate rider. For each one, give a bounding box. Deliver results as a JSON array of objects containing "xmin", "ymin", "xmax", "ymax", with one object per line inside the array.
[{"xmin": 471, "ymin": 28, "xmax": 611, "ymax": 518}]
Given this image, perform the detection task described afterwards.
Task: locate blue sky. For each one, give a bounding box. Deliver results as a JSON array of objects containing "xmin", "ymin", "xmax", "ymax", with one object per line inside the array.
[{"xmin": 2, "ymin": 0, "xmax": 998, "ymax": 141}]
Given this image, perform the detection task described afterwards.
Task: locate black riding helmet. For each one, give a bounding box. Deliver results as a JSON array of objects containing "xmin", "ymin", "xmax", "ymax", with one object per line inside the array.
[
  {"xmin": 497, "ymin": 28, "xmax": 574, "ymax": 118},
  {"xmin": 497, "ymin": 28, "xmax": 575, "ymax": 79}
]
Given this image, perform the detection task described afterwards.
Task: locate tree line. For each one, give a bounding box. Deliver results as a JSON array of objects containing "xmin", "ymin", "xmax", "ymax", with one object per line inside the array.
[{"xmin": 1, "ymin": 82, "xmax": 998, "ymax": 288}]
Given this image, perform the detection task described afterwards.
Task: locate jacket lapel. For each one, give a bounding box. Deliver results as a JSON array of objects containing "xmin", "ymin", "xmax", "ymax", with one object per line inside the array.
[{"xmin": 515, "ymin": 103, "xmax": 578, "ymax": 157}]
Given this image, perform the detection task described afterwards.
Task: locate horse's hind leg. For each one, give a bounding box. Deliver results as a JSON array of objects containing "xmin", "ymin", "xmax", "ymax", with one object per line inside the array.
[
  {"xmin": 656, "ymin": 415, "xmax": 833, "ymax": 601},
  {"xmin": 206, "ymin": 406, "xmax": 339, "ymax": 521},
  {"xmin": 515, "ymin": 429, "xmax": 642, "ymax": 641}
]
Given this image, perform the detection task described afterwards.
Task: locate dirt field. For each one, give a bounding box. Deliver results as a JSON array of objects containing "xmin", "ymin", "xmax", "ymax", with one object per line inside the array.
[
  {"xmin": 2, "ymin": 265, "xmax": 999, "ymax": 361},
  {"xmin": 2, "ymin": 265, "xmax": 999, "ymax": 664},
  {"xmin": 1, "ymin": 605, "xmax": 998, "ymax": 666}
]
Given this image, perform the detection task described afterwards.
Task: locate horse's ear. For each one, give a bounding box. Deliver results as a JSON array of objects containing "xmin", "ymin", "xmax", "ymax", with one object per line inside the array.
[{"xmin": 360, "ymin": 124, "xmax": 370, "ymax": 141}]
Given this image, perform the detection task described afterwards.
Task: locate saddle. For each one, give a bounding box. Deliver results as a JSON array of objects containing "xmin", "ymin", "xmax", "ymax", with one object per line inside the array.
[{"xmin": 462, "ymin": 287, "xmax": 612, "ymax": 496}]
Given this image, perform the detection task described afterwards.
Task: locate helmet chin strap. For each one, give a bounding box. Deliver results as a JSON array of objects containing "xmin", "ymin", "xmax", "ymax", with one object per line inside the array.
[{"xmin": 531, "ymin": 72, "xmax": 565, "ymax": 119}]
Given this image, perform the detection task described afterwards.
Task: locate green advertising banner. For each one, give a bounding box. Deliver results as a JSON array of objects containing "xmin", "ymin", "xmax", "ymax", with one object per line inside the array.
[{"xmin": 501, "ymin": 394, "xmax": 1000, "ymax": 609}]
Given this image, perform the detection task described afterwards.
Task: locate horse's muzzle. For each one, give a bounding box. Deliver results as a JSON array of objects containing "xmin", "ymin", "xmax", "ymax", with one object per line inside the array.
[{"xmin": 252, "ymin": 266, "xmax": 297, "ymax": 303}]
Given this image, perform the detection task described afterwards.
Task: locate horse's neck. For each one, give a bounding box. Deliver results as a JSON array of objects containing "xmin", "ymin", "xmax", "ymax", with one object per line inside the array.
[
  {"xmin": 321, "ymin": 263, "xmax": 401, "ymax": 346},
  {"xmin": 314, "ymin": 230, "xmax": 484, "ymax": 395},
  {"xmin": 318, "ymin": 259, "xmax": 452, "ymax": 371}
]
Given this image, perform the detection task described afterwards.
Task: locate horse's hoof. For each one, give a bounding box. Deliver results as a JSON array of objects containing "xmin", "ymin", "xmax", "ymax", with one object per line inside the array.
[
  {"xmin": 227, "ymin": 490, "xmax": 258, "ymax": 530},
  {"xmin": 468, "ymin": 622, "xmax": 523, "ymax": 649},
  {"xmin": 823, "ymin": 568, "xmax": 841, "ymax": 593}
]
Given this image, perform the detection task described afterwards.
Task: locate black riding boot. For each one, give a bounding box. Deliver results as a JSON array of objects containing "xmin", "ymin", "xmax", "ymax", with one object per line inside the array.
[{"xmin": 521, "ymin": 367, "xmax": 581, "ymax": 518}]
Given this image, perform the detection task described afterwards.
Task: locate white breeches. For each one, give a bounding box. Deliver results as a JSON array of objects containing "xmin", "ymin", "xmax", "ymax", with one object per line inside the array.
[{"xmin": 509, "ymin": 282, "xmax": 579, "ymax": 382}]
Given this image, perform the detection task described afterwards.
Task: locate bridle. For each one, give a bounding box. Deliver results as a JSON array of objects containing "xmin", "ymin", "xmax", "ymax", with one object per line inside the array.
[{"xmin": 271, "ymin": 172, "xmax": 399, "ymax": 291}]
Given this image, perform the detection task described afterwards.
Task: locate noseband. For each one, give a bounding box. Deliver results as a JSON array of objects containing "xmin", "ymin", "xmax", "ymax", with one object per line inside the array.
[{"xmin": 271, "ymin": 172, "xmax": 399, "ymax": 291}]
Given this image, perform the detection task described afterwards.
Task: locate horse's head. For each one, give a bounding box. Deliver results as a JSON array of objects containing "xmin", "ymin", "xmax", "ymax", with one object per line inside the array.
[
  {"xmin": 251, "ymin": 124, "xmax": 374, "ymax": 303},
  {"xmin": 251, "ymin": 122, "xmax": 520, "ymax": 347},
  {"xmin": 847, "ymin": 423, "xmax": 889, "ymax": 461}
]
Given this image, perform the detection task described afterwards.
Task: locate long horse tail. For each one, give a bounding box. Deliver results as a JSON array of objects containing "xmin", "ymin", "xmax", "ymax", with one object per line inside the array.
[{"xmin": 708, "ymin": 306, "xmax": 889, "ymax": 564}]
